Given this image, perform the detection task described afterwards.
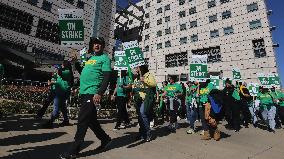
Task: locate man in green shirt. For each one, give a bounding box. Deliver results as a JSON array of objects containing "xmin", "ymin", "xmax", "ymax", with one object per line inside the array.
[
  {"xmin": 111, "ymin": 70, "xmax": 131, "ymax": 130},
  {"xmin": 185, "ymin": 81, "xmax": 198, "ymax": 134},
  {"xmin": 257, "ymin": 88, "xmax": 276, "ymax": 132},
  {"xmin": 60, "ymin": 37, "xmax": 112, "ymax": 159},
  {"xmin": 162, "ymin": 75, "xmax": 183, "ymax": 133},
  {"xmin": 270, "ymin": 87, "xmax": 283, "ymax": 128}
]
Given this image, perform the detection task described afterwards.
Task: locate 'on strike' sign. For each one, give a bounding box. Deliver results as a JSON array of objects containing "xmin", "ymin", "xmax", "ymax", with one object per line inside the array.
[{"xmin": 59, "ymin": 9, "xmax": 84, "ymax": 47}]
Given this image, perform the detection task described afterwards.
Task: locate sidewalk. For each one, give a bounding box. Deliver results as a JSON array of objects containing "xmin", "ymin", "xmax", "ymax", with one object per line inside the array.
[{"xmin": 1, "ymin": 114, "xmax": 284, "ymax": 159}]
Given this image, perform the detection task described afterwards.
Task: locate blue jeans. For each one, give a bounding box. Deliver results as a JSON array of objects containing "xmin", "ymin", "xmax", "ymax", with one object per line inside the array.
[
  {"xmin": 261, "ymin": 106, "xmax": 276, "ymax": 130},
  {"xmin": 51, "ymin": 93, "xmax": 69, "ymax": 122},
  {"xmin": 186, "ymin": 101, "xmax": 197, "ymax": 129},
  {"xmin": 139, "ymin": 102, "xmax": 151, "ymax": 138}
]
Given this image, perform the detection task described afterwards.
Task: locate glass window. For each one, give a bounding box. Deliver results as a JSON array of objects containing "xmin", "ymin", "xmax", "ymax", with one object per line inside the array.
[
  {"xmin": 247, "ymin": 3, "xmax": 258, "ymax": 13},
  {"xmin": 190, "ymin": 20, "xmax": 197, "ymax": 28},
  {"xmin": 157, "ymin": 43, "xmax": 163, "ymax": 49},
  {"xmin": 77, "ymin": 0, "xmax": 84, "ymax": 9},
  {"xmin": 165, "ymin": 4, "xmax": 170, "ymax": 11},
  {"xmin": 129, "ymin": 20, "xmax": 133, "ymax": 25},
  {"xmin": 224, "ymin": 26, "xmax": 234, "ymax": 35},
  {"xmin": 249, "ymin": 20, "xmax": 262, "ymax": 30},
  {"xmin": 208, "ymin": 0, "xmax": 216, "ymax": 8},
  {"xmin": 190, "ymin": 34, "xmax": 198, "ymax": 42},
  {"xmin": 209, "ymin": 14, "xmax": 217, "ymax": 23},
  {"xmin": 179, "ymin": 11, "xmax": 186, "ymax": 18},
  {"xmin": 145, "ymin": 13, "xmax": 149, "ymax": 18},
  {"xmin": 220, "ymin": 0, "xmax": 230, "ymax": 4},
  {"xmin": 165, "ymin": 28, "xmax": 171, "ymax": 35},
  {"xmin": 189, "ymin": 7, "xmax": 197, "ymax": 15},
  {"xmin": 180, "ymin": 24, "xmax": 187, "ymax": 31},
  {"xmin": 253, "ymin": 39, "xmax": 266, "ymax": 58},
  {"xmin": 145, "ymin": 34, "xmax": 150, "ymax": 40},
  {"xmin": 146, "ymin": 2, "xmax": 150, "ymax": 8},
  {"xmin": 180, "ymin": 37, "xmax": 187, "ymax": 45},
  {"xmin": 42, "ymin": 0, "xmax": 52, "ymax": 12},
  {"xmin": 157, "ymin": 0, "xmax": 162, "ymax": 3},
  {"xmin": 65, "ymin": 0, "xmax": 74, "ymax": 4},
  {"xmin": 165, "ymin": 16, "xmax": 171, "ymax": 22},
  {"xmin": 27, "ymin": 0, "xmax": 38, "ymax": 6},
  {"xmin": 157, "ymin": 7, "xmax": 163, "ymax": 14},
  {"xmin": 145, "ymin": 45, "xmax": 149, "ymax": 52},
  {"xmin": 165, "ymin": 41, "xmax": 171, "ymax": 48},
  {"xmin": 157, "ymin": 18, "xmax": 162, "ymax": 25},
  {"xmin": 179, "ymin": 0, "xmax": 185, "ymax": 5},
  {"xmin": 210, "ymin": 30, "xmax": 219, "ymax": 38},
  {"xmin": 145, "ymin": 23, "xmax": 150, "ymax": 29},
  {"xmin": 222, "ymin": 10, "xmax": 231, "ymax": 19},
  {"xmin": 157, "ymin": 30, "xmax": 162, "ymax": 37}
]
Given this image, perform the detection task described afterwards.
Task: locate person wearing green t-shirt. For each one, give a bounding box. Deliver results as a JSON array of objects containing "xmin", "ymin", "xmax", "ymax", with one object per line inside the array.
[
  {"xmin": 42, "ymin": 61, "xmax": 74, "ymax": 128},
  {"xmin": 111, "ymin": 70, "xmax": 131, "ymax": 130},
  {"xmin": 157, "ymin": 81, "xmax": 168, "ymax": 123},
  {"xmin": 162, "ymin": 75, "xmax": 183, "ymax": 133},
  {"xmin": 270, "ymin": 87, "xmax": 282, "ymax": 128},
  {"xmin": 257, "ymin": 88, "xmax": 276, "ymax": 132},
  {"xmin": 199, "ymin": 79, "xmax": 220, "ymax": 141},
  {"xmin": 185, "ymin": 81, "xmax": 198, "ymax": 134},
  {"xmin": 60, "ymin": 37, "xmax": 112, "ymax": 159},
  {"xmin": 272, "ymin": 89, "xmax": 284, "ymax": 125}
]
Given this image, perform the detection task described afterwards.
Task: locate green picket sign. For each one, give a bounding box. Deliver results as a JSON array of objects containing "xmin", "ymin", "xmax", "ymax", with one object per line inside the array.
[
  {"xmin": 247, "ymin": 83, "xmax": 259, "ymax": 96},
  {"xmin": 210, "ymin": 76, "xmax": 220, "ymax": 89},
  {"xmin": 190, "ymin": 64, "xmax": 207, "ymax": 81},
  {"xmin": 258, "ymin": 76, "xmax": 270, "ymax": 88},
  {"xmin": 114, "ymin": 51, "xmax": 128, "ymax": 70},
  {"xmin": 125, "ymin": 47, "xmax": 145, "ymax": 68},
  {"xmin": 232, "ymin": 70, "xmax": 241, "ymax": 80}
]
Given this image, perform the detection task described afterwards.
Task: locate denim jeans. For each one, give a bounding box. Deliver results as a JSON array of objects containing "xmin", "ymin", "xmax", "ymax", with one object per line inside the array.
[
  {"xmin": 186, "ymin": 101, "xmax": 197, "ymax": 129},
  {"xmin": 51, "ymin": 93, "xmax": 68, "ymax": 122},
  {"xmin": 139, "ymin": 102, "xmax": 151, "ymax": 138},
  {"xmin": 261, "ymin": 106, "xmax": 276, "ymax": 130},
  {"xmin": 248, "ymin": 106, "xmax": 259, "ymax": 124}
]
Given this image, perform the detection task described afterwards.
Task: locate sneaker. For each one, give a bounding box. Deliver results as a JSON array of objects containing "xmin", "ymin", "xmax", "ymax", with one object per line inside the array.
[
  {"xmin": 118, "ymin": 125, "xmax": 125, "ymax": 129},
  {"xmin": 95, "ymin": 138, "xmax": 112, "ymax": 151},
  {"xmin": 199, "ymin": 130, "xmax": 204, "ymax": 135},
  {"xmin": 177, "ymin": 116, "xmax": 181, "ymax": 121},
  {"xmin": 145, "ymin": 134, "xmax": 152, "ymax": 142},
  {"xmin": 59, "ymin": 153, "xmax": 77, "ymax": 159},
  {"xmin": 186, "ymin": 129, "xmax": 195, "ymax": 134},
  {"xmin": 150, "ymin": 121, "xmax": 154, "ymax": 128}
]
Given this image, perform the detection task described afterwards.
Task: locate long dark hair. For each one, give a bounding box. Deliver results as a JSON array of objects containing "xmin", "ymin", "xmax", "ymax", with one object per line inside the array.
[{"xmin": 139, "ymin": 65, "xmax": 149, "ymax": 76}]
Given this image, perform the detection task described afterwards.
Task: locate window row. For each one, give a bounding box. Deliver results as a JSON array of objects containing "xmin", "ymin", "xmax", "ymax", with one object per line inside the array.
[{"xmin": 36, "ymin": 18, "xmax": 60, "ymax": 44}]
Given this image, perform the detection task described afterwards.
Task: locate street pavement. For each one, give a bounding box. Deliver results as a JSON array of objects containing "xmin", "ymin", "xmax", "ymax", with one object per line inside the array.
[{"xmin": 1, "ymin": 114, "xmax": 284, "ymax": 159}]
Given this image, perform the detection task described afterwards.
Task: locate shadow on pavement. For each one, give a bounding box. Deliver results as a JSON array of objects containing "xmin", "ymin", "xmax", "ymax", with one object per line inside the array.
[
  {"xmin": 0, "ymin": 132, "xmax": 67, "ymax": 146},
  {"xmin": 0, "ymin": 141, "xmax": 93, "ymax": 159}
]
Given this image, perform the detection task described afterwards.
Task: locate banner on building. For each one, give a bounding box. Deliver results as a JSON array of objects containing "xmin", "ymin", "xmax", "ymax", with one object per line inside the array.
[
  {"xmin": 123, "ymin": 40, "xmax": 145, "ymax": 68},
  {"xmin": 210, "ymin": 75, "xmax": 220, "ymax": 89},
  {"xmin": 232, "ymin": 68, "xmax": 241, "ymax": 80},
  {"xmin": 114, "ymin": 51, "xmax": 128, "ymax": 70},
  {"xmin": 190, "ymin": 55, "xmax": 208, "ymax": 82},
  {"xmin": 247, "ymin": 83, "xmax": 259, "ymax": 96},
  {"xmin": 59, "ymin": 9, "xmax": 84, "ymax": 47}
]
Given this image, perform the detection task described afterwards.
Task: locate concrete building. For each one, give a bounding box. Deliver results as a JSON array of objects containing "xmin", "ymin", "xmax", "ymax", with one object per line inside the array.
[
  {"xmin": 115, "ymin": 0, "xmax": 279, "ymax": 84},
  {"xmin": 0, "ymin": 0, "xmax": 116, "ymax": 65}
]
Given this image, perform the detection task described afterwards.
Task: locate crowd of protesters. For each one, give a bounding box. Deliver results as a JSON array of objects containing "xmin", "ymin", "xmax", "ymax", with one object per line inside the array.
[{"xmin": 1, "ymin": 37, "xmax": 283, "ymax": 159}]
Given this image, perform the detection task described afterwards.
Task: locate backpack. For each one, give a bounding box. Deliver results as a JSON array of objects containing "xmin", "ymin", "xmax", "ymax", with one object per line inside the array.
[{"xmin": 209, "ymin": 96, "xmax": 222, "ymax": 114}]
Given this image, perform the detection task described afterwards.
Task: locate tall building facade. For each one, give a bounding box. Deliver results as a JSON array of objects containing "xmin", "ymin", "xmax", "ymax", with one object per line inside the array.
[
  {"xmin": 0, "ymin": 0, "xmax": 116, "ymax": 63},
  {"xmin": 115, "ymin": 0, "xmax": 279, "ymax": 84}
]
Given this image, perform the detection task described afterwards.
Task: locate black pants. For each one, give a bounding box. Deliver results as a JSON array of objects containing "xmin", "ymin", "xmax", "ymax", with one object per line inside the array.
[
  {"xmin": 278, "ymin": 106, "xmax": 284, "ymax": 125},
  {"xmin": 70, "ymin": 94, "xmax": 110, "ymax": 154},
  {"xmin": 240, "ymin": 100, "xmax": 251, "ymax": 126},
  {"xmin": 115, "ymin": 96, "xmax": 130, "ymax": 126},
  {"xmin": 37, "ymin": 90, "xmax": 55, "ymax": 117},
  {"xmin": 225, "ymin": 100, "xmax": 240, "ymax": 130}
]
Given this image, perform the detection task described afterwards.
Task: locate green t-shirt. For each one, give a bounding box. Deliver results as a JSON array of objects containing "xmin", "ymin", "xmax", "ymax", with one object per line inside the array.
[
  {"xmin": 164, "ymin": 83, "xmax": 183, "ymax": 97},
  {"xmin": 232, "ymin": 89, "xmax": 241, "ymax": 101},
  {"xmin": 55, "ymin": 76, "xmax": 69, "ymax": 95},
  {"xmin": 116, "ymin": 76, "xmax": 129, "ymax": 97},
  {"xmin": 271, "ymin": 90, "xmax": 284, "ymax": 107},
  {"xmin": 186, "ymin": 85, "xmax": 198, "ymax": 103},
  {"xmin": 61, "ymin": 69, "xmax": 73, "ymax": 87},
  {"xmin": 199, "ymin": 83, "xmax": 214, "ymax": 103},
  {"xmin": 257, "ymin": 92, "xmax": 274, "ymax": 109},
  {"xmin": 79, "ymin": 53, "xmax": 111, "ymax": 94}
]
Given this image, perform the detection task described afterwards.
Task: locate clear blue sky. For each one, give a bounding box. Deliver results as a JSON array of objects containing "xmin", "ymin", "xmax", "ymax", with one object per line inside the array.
[{"xmin": 117, "ymin": 0, "xmax": 284, "ymax": 87}]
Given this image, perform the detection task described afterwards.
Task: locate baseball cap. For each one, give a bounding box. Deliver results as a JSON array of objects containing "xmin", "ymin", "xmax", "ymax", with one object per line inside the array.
[{"xmin": 91, "ymin": 37, "xmax": 105, "ymax": 46}]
